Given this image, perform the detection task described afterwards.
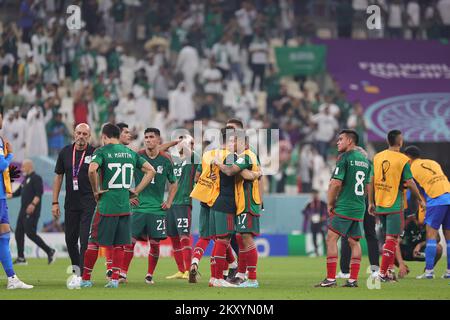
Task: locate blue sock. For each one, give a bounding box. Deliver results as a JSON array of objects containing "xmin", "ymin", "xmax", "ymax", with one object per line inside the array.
[
  {"xmin": 0, "ymin": 232, "xmax": 15, "ymax": 278},
  {"xmin": 447, "ymin": 240, "xmax": 450, "ymax": 271},
  {"xmin": 425, "ymin": 239, "xmax": 437, "ymax": 272}
]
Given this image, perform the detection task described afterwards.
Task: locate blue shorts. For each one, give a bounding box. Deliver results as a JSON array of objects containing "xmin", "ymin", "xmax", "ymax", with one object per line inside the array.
[
  {"xmin": 0, "ymin": 199, "xmax": 9, "ymax": 225},
  {"xmin": 425, "ymin": 205, "xmax": 450, "ymax": 230}
]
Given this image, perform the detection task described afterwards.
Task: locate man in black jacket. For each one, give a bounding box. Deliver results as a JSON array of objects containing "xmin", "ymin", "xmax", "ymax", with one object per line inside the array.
[{"xmin": 12, "ymin": 159, "xmax": 55, "ymax": 265}]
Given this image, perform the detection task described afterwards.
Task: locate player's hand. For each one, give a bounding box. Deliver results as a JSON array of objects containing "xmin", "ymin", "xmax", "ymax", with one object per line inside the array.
[
  {"xmin": 130, "ymin": 198, "xmax": 139, "ymax": 207},
  {"xmin": 368, "ymin": 203, "xmax": 376, "ymax": 216},
  {"xmin": 161, "ymin": 202, "xmax": 171, "ymax": 210},
  {"xmin": 327, "ymin": 205, "xmax": 334, "ymax": 217},
  {"xmin": 6, "ymin": 193, "xmax": 12, "ymax": 199},
  {"xmin": 4, "ymin": 140, "xmax": 12, "ymax": 154},
  {"xmin": 418, "ymin": 199, "xmax": 426, "ymax": 211},
  {"xmin": 413, "ymin": 244, "xmax": 422, "ymax": 258},
  {"xmin": 94, "ymin": 190, "xmax": 109, "ymax": 202},
  {"xmin": 209, "ymin": 172, "xmax": 217, "ymax": 181},
  {"xmin": 129, "ymin": 189, "xmax": 138, "ymax": 199},
  {"xmin": 398, "ymin": 263, "xmax": 410, "ymax": 278},
  {"xmin": 9, "ymin": 165, "xmax": 21, "ymax": 182},
  {"xmin": 26, "ymin": 203, "xmax": 36, "ymax": 215},
  {"xmin": 52, "ymin": 203, "xmax": 60, "ymax": 219}
]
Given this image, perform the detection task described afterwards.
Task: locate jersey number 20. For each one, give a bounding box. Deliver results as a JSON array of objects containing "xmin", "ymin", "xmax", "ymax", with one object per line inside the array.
[{"xmin": 108, "ymin": 163, "xmax": 134, "ymax": 189}]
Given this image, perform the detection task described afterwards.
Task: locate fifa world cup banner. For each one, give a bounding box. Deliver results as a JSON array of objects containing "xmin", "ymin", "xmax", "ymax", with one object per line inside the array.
[
  {"xmin": 316, "ymin": 39, "xmax": 450, "ymax": 142},
  {"xmin": 275, "ymin": 45, "xmax": 326, "ymax": 76}
]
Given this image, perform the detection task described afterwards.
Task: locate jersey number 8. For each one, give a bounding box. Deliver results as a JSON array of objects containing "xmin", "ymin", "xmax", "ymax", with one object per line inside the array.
[{"xmin": 354, "ymin": 171, "xmax": 366, "ymax": 196}]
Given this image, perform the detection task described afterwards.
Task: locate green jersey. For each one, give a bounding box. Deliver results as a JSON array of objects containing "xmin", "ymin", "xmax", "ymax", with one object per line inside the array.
[
  {"xmin": 132, "ymin": 150, "xmax": 176, "ymax": 215},
  {"xmin": 332, "ymin": 150, "xmax": 372, "ymax": 220},
  {"xmin": 91, "ymin": 143, "xmax": 147, "ymax": 216},
  {"xmin": 172, "ymin": 152, "xmax": 201, "ymax": 206},
  {"xmin": 235, "ymin": 153, "xmax": 261, "ymax": 215}
]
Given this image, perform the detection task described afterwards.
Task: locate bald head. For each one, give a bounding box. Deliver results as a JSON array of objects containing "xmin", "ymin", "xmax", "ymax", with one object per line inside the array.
[
  {"xmin": 22, "ymin": 159, "xmax": 34, "ymax": 175},
  {"xmin": 74, "ymin": 123, "xmax": 91, "ymax": 149}
]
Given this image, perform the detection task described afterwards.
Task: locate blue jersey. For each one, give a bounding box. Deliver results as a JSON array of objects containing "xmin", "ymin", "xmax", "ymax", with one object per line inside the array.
[
  {"xmin": 0, "ymin": 139, "xmax": 13, "ymax": 200},
  {"xmin": 416, "ymin": 183, "xmax": 450, "ymax": 207}
]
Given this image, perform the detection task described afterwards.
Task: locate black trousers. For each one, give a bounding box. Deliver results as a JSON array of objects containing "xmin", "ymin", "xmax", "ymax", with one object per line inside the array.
[
  {"xmin": 250, "ymin": 63, "xmax": 266, "ymax": 91},
  {"xmin": 15, "ymin": 211, "xmax": 52, "ymax": 258},
  {"xmin": 340, "ymin": 212, "xmax": 379, "ymax": 273},
  {"xmin": 311, "ymin": 223, "xmax": 325, "ymax": 255},
  {"xmin": 64, "ymin": 201, "xmax": 95, "ymax": 275}
]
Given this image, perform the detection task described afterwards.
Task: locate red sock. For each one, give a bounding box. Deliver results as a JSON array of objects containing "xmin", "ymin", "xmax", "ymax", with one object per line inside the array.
[
  {"xmin": 147, "ymin": 240, "xmax": 160, "ymax": 276},
  {"xmin": 214, "ymin": 239, "xmax": 229, "ymax": 279},
  {"xmin": 380, "ymin": 239, "xmax": 397, "ymax": 276},
  {"xmin": 226, "ymin": 245, "xmax": 236, "ymax": 265},
  {"xmin": 82, "ymin": 243, "xmax": 99, "ymax": 281},
  {"xmin": 326, "ymin": 256, "xmax": 338, "ymax": 280},
  {"xmin": 105, "ymin": 246, "xmax": 113, "ymax": 272},
  {"xmin": 121, "ymin": 242, "xmax": 135, "ymax": 275},
  {"xmin": 246, "ymin": 244, "xmax": 258, "ymax": 280},
  {"xmin": 236, "ymin": 234, "xmax": 247, "ymax": 274},
  {"xmin": 170, "ymin": 236, "xmax": 185, "ymax": 273},
  {"xmin": 350, "ymin": 257, "xmax": 361, "ymax": 281},
  {"xmin": 111, "ymin": 246, "xmax": 124, "ymax": 281},
  {"xmin": 193, "ymin": 238, "xmax": 210, "ymax": 263},
  {"xmin": 180, "ymin": 236, "xmax": 192, "ymax": 272},
  {"xmin": 210, "ymin": 241, "xmax": 217, "ymax": 279}
]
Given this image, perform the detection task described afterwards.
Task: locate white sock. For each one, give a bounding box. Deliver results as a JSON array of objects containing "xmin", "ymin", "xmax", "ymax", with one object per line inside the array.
[
  {"xmin": 191, "ymin": 258, "xmax": 199, "ymax": 266},
  {"xmin": 229, "ymin": 261, "xmax": 238, "ymax": 269},
  {"xmin": 425, "ymin": 269, "xmax": 434, "ymax": 274},
  {"xmin": 236, "ymin": 272, "xmax": 246, "ymax": 280}
]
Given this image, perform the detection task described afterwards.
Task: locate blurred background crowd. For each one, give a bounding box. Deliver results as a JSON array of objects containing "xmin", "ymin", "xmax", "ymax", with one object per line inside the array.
[{"xmin": 0, "ymin": 0, "xmax": 449, "ymax": 194}]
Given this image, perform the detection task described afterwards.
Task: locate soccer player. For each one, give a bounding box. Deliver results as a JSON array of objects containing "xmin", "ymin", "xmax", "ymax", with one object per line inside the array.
[
  {"xmin": 315, "ymin": 129, "xmax": 371, "ymax": 288},
  {"xmin": 80, "ymin": 123, "xmax": 155, "ymax": 288},
  {"xmin": 166, "ymin": 135, "xmax": 200, "ymax": 280},
  {"xmin": 121, "ymin": 128, "xmax": 178, "ymax": 284},
  {"xmin": 105, "ymin": 122, "xmax": 132, "ymax": 280},
  {"xmin": 368, "ymin": 130, "xmax": 425, "ymax": 283},
  {"xmin": 404, "ymin": 145, "xmax": 450, "ymax": 279},
  {"xmin": 213, "ymin": 130, "xmax": 262, "ymax": 288},
  {"xmin": 395, "ymin": 210, "xmax": 443, "ymax": 278},
  {"xmin": 0, "ymin": 112, "xmax": 33, "ymax": 289},
  {"xmin": 208, "ymin": 128, "xmax": 260, "ymax": 288}
]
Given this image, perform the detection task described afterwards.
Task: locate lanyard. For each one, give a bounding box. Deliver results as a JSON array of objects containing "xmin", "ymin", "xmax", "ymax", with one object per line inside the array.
[{"xmin": 72, "ymin": 144, "xmax": 87, "ymax": 178}]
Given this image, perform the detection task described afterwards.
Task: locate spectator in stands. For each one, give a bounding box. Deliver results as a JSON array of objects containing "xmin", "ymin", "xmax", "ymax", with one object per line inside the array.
[
  {"xmin": 169, "ymin": 82, "xmax": 195, "ymax": 127},
  {"xmin": 249, "ymin": 28, "xmax": 269, "ymax": 91},
  {"xmin": 47, "ymin": 112, "xmax": 69, "ymax": 157},
  {"xmin": 336, "ymin": 0, "xmax": 354, "ymax": 38},
  {"xmin": 42, "ymin": 218, "xmax": 64, "ymax": 233},
  {"xmin": 153, "ymin": 64, "xmax": 171, "ymax": 112},
  {"xmin": 424, "ymin": 1, "xmax": 443, "ymax": 40},
  {"xmin": 438, "ymin": 0, "xmax": 450, "ymax": 38},
  {"xmin": 2, "ymin": 83, "xmax": 26, "ymax": 112},
  {"xmin": 235, "ymin": 1, "xmax": 256, "ymax": 48},
  {"xmin": 12, "ymin": 159, "xmax": 56, "ymax": 265},
  {"xmin": 212, "ymin": 34, "xmax": 231, "ymax": 80},
  {"xmin": 25, "ymin": 105, "xmax": 49, "ymax": 157},
  {"xmin": 226, "ymin": 33, "xmax": 243, "ymax": 83},
  {"xmin": 201, "ymin": 58, "xmax": 223, "ymax": 112},
  {"xmin": 302, "ymin": 189, "xmax": 327, "ymax": 256},
  {"xmin": 311, "ymin": 105, "xmax": 339, "ymax": 160},
  {"xmin": 406, "ymin": 0, "xmax": 421, "ymax": 39},
  {"xmin": 111, "ymin": 0, "xmax": 128, "ymax": 43},
  {"xmin": 347, "ymin": 101, "xmax": 367, "ymax": 148},
  {"xmin": 387, "ymin": 0, "xmax": 406, "ymax": 39},
  {"xmin": 175, "ymin": 41, "xmax": 200, "ymax": 93},
  {"xmin": 280, "ymin": 0, "xmax": 295, "ymax": 44},
  {"xmin": 0, "ymin": 48, "xmax": 15, "ymax": 79},
  {"xmin": 8, "ymin": 107, "xmax": 27, "ymax": 163},
  {"xmin": 18, "ymin": 0, "xmax": 36, "ymax": 43}
]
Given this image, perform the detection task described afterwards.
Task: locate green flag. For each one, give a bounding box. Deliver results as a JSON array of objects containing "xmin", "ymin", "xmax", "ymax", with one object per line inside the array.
[{"xmin": 275, "ymin": 45, "xmax": 327, "ymax": 76}]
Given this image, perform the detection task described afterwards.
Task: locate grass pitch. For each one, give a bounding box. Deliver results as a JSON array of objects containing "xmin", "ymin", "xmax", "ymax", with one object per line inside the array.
[{"xmin": 0, "ymin": 257, "xmax": 448, "ymax": 300}]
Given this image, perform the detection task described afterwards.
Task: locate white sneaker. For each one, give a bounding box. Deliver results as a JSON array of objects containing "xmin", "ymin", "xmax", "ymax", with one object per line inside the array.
[
  {"xmin": 67, "ymin": 275, "xmax": 81, "ymax": 289},
  {"xmin": 213, "ymin": 279, "xmax": 237, "ymax": 288},
  {"xmin": 7, "ymin": 276, "xmax": 33, "ymax": 289},
  {"xmin": 336, "ymin": 271, "xmax": 350, "ymax": 279}
]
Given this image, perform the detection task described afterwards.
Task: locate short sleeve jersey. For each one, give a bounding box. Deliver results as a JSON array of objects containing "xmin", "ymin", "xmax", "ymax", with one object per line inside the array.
[
  {"xmin": 172, "ymin": 152, "xmax": 201, "ymax": 206},
  {"xmin": 133, "ymin": 151, "xmax": 176, "ymax": 215},
  {"xmin": 235, "ymin": 153, "xmax": 261, "ymax": 215},
  {"xmin": 91, "ymin": 143, "xmax": 146, "ymax": 216},
  {"xmin": 332, "ymin": 150, "xmax": 372, "ymax": 220}
]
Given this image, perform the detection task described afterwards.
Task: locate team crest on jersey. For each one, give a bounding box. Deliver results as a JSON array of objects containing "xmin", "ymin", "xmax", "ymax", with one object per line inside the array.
[{"xmin": 157, "ymin": 165, "xmax": 164, "ymax": 174}]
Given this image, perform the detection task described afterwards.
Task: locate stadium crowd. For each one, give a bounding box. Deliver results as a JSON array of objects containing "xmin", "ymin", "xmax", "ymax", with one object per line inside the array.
[{"xmin": 0, "ymin": 0, "xmax": 448, "ymax": 194}]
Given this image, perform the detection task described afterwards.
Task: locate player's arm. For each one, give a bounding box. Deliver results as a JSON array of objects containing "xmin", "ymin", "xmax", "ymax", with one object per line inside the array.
[
  {"xmin": 216, "ymin": 162, "xmax": 241, "ymax": 176},
  {"xmin": 367, "ymin": 178, "xmax": 375, "ymax": 216},
  {"xmin": 405, "ymin": 178, "xmax": 425, "ymax": 211},
  {"xmin": 159, "ymin": 138, "xmax": 182, "ymax": 152},
  {"xmin": 395, "ymin": 242, "xmax": 409, "ymax": 278},
  {"xmin": 88, "ymin": 162, "xmax": 105, "ymax": 202},
  {"xmin": 52, "ymin": 174, "xmax": 63, "ymax": 219},
  {"xmin": 134, "ymin": 162, "xmax": 156, "ymax": 195},
  {"xmin": 162, "ymin": 181, "xmax": 178, "ymax": 210},
  {"xmin": 327, "ymin": 178, "xmax": 342, "ymax": 216},
  {"xmin": 240, "ymin": 169, "xmax": 262, "ymax": 181},
  {"xmin": 0, "ymin": 140, "xmax": 13, "ymax": 171}
]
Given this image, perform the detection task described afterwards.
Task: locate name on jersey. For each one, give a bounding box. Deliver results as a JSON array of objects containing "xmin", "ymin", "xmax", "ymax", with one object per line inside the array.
[
  {"xmin": 107, "ymin": 152, "xmax": 132, "ymax": 159},
  {"xmin": 350, "ymin": 160, "xmax": 369, "ymax": 169}
]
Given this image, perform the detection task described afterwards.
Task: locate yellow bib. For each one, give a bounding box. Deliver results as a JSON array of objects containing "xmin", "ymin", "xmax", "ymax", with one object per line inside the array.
[
  {"xmin": 235, "ymin": 149, "xmax": 262, "ymax": 215},
  {"xmin": 410, "ymin": 159, "xmax": 450, "ymax": 199},
  {"xmin": 373, "ymin": 150, "xmax": 409, "ymax": 208},
  {"xmin": 190, "ymin": 149, "xmax": 230, "ymax": 207},
  {"xmin": 1, "ymin": 138, "xmax": 12, "ymax": 195}
]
